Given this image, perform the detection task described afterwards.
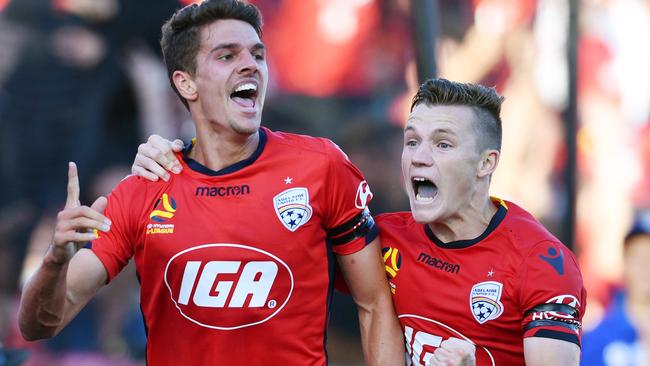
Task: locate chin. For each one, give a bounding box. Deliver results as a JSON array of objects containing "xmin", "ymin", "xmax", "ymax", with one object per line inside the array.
[
  {"xmin": 409, "ymin": 201, "xmax": 440, "ymax": 224},
  {"xmin": 232, "ymin": 120, "xmax": 261, "ymax": 135}
]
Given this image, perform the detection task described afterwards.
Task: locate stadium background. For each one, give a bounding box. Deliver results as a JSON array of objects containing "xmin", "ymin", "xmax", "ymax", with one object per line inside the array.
[{"xmin": 0, "ymin": 0, "xmax": 648, "ymax": 364}]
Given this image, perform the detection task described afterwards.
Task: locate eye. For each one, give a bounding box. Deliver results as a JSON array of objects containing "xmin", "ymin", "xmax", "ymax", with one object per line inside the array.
[
  {"xmin": 217, "ymin": 54, "xmax": 233, "ymax": 61},
  {"xmin": 405, "ymin": 139, "xmax": 418, "ymax": 147},
  {"xmin": 254, "ymin": 52, "xmax": 266, "ymax": 61},
  {"xmin": 437, "ymin": 142, "xmax": 451, "ymax": 149}
]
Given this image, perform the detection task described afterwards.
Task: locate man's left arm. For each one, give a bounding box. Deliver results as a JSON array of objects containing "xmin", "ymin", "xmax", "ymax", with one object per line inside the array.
[
  {"xmin": 519, "ymin": 241, "xmax": 586, "ymax": 366},
  {"xmin": 337, "ymin": 236, "xmax": 405, "ymax": 366},
  {"xmin": 523, "ymin": 337, "xmax": 580, "ymax": 366}
]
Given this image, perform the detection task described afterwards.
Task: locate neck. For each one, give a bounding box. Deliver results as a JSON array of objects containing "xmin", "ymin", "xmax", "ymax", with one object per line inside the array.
[
  {"xmin": 428, "ymin": 195, "xmax": 498, "ymax": 243},
  {"xmin": 188, "ymin": 126, "xmax": 260, "ymax": 172}
]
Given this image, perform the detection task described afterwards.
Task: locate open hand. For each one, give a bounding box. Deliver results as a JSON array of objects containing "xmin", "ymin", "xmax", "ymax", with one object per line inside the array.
[{"xmin": 132, "ymin": 135, "xmax": 184, "ymax": 182}]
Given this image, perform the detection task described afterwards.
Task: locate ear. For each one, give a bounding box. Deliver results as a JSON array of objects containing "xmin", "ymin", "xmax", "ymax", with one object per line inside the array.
[
  {"xmin": 172, "ymin": 70, "xmax": 198, "ymax": 102},
  {"xmin": 477, "ymin": 149, "xmax": 499, "ymax": 178}
]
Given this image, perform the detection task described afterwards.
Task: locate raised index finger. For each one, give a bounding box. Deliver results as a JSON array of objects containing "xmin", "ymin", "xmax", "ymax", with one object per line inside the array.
[{"xmin": 66, "ymin": 162, "xmax": 81, "ymax": 209}]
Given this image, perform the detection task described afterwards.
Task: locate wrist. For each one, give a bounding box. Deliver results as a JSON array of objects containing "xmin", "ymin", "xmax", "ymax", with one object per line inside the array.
[{"xmin": 43, "ymin": 245, "xmax": 72, "ymax": 269}]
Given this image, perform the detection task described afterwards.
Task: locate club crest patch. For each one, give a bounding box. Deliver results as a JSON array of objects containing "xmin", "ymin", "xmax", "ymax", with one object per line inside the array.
[
  {"xmin": 470, "ymin": 281, "xmax": 505, "ymax": 324},
  {"xmin": 274, "ymin": 187, "xmax": 313, "ymax": 232}
]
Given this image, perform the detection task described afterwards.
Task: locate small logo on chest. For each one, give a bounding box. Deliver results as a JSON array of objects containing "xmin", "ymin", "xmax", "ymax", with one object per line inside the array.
[
  {"xmin": 469, "ymin": 281, "xmax": 505, "ymax": 324},
  {"xmin": 273, "ymin": 187, "xmax": 313, "ymax": 232},
  {"xmin": 150, "ymin": 193, "xmax": 177, "ymax": 222},
  {"xmin": 147, "ymin": 193, "xmax": 177, "ymax": 235}
]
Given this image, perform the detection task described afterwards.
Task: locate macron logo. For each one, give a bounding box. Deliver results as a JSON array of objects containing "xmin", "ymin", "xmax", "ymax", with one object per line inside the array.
[
  {"xmin": 355, "ymin": 181, "xmax": 373, "ymax": 209},
  {"xmin": 539, "ymin": 247, "xmax": 565, "ymax": 275}
]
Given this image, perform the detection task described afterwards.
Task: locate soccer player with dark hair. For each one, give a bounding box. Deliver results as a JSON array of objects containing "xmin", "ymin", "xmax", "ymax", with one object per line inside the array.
[
  {"xmin": 134, "ymin": 78, "xmax": 586, "ymax": 365},
  {"xmin": 17, "ymin": 1, "xmax": 407, "ymax": 365}
]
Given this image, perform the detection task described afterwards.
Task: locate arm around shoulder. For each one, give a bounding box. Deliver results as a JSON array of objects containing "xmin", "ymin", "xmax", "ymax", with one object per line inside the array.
[{"xmin": 338, "ymin": 237, "xmax": 405, "ymax": 366}]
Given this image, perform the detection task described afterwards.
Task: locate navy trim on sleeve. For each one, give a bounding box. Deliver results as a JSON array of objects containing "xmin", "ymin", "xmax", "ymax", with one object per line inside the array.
[
  {"xmin": 524, "ymin": 319, "xmax": 581, "ymax": 334},
  {"xmin": 328, "ymin": 213, "xmax": 377, "ymax": 247},
  {"xmin": 365, "ymin": 222, "xmax": 379, "ymax": 244},
  {"xmin": 529, "ymin": 328, "xmax": 581, "ymax": 347},
  {"xmin": 326, "ymin": 208, "xmax": 370, "ymax": 237}
]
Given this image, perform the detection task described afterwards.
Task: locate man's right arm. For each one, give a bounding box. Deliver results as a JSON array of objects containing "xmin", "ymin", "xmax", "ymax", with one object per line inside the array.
[
  {"xmin": 19, "ymin": 249, "xmax": 107, "ymax": 340},
  {"xmin": 18, "ymin": 162, "xmax": 111, "ymax": 340}
]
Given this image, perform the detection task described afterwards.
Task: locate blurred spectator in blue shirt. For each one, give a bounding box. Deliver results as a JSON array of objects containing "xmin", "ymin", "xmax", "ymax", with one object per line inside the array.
[{"xmin": 582, "ymin": 211, "xmax": 650, "ymax": 366}]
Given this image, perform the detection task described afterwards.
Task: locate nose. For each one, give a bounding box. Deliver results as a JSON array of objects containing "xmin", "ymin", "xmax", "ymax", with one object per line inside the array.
[
  {"xmin": 237, "ymin": 50, "xmax": 258, "ymax": 75},
  {"xmin": 410, "ymin": 144, "xmax": 434, "ymax": 167}
]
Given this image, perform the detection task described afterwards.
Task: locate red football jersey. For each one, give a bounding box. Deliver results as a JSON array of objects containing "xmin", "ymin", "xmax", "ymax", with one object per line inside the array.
[
  {"xmin": 90, "ymin": 127, "xmax": 377, "ymax": 365},
  {"xmin": 376, "ymin": 198, "xmax": 586, "ymax": 365}
]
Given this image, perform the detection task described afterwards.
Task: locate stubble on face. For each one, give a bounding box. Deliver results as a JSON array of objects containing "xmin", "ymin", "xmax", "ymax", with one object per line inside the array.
[{"xmin": 193, "ymin": 20, "xmax": 268, "ymax": 137}]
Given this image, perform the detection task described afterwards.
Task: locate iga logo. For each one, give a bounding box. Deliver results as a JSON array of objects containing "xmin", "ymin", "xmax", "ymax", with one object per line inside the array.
[
  {"xmin": 355, "ymin": 181, "xmax": 373, "ymax": 209},
  {"xmin": 400, "ymin": 315, "xmax": 495, "ymax": 365},
  {"xmin": 164, "ymin": 244, "xmax": 294, "ymax": 330}
]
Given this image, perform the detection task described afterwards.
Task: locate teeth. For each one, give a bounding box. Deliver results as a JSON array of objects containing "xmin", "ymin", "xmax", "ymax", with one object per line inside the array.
[
  {"xmin": 235, "ymin": 83, "xmax": 257, "ymax": 92},
  {"xmin": 416, "ymin": 193, "xmax": 434, "ymax": 202}
]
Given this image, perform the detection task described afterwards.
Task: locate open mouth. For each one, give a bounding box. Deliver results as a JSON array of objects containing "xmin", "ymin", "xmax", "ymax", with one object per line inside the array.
[
  {"xmin": 230, "ymin": 82, "xmax": 258, "ymax": 109},
  {"xmin": 412, "ymin": 177, "xmax": 437, "ymax": 202}
]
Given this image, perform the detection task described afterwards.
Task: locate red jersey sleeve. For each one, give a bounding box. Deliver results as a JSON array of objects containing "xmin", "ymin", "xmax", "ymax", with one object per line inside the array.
[
  {"xmin": 321, "ymin": 140, "xmax": 378, "ymax": 255},
  {"xmin": 90, "ymin": 175, "xmax": 146, "ymax": 282},
  {"xmin": 518, "ymin": 241, "xmax": 587, "ymax": 346}
]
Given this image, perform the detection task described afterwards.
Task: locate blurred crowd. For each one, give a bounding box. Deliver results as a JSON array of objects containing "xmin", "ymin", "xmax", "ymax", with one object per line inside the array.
[{"xmin": 0, "ymin": 0, "xmax": 648, "ymax": 365}]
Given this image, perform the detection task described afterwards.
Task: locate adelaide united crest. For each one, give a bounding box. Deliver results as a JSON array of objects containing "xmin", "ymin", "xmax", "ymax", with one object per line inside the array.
[
  {"xmin": 273, "ymin": 187, "xmax": 313, "ymax": 232},
  {"xmin": 469, "ymin": 281, "xmax": 505, "ymax": 324}
]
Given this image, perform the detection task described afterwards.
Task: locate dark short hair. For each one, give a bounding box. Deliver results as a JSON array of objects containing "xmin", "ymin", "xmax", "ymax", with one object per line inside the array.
[
  {"xmin": 411, "ymin": 78, "xmax": 504, "ymax": 152},
  {"xmin": 624, "ymin": 211, "xmax": 650, "ymax": 249},
  {"xmin": 160, "ymin": 0, "xmax": 263, "ymax": 109}
]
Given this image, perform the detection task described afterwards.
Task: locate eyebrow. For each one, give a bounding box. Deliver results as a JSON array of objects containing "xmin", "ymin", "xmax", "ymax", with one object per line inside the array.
[
  {"xmin": 404, "ymin": 125, "xmax": 454, "ymax": 135},
  {"xmin": 210, "ymin": 42, "xmax": 266, "ymax": 54}
]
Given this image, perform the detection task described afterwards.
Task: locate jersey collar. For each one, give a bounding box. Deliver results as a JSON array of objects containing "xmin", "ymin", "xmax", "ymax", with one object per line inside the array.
[
  {"xmin": 424, "ymin": 197, "xmax": 508, "ymax": 249},
  {"xmin": 182, "ymin": 127, "xmax": 268, "ymax": 176}
]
